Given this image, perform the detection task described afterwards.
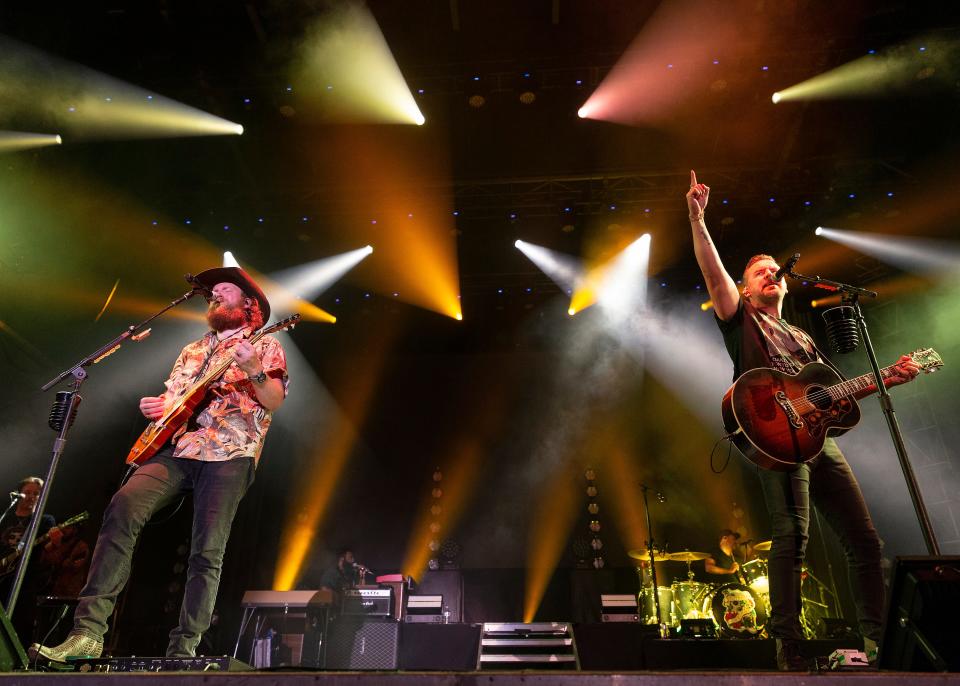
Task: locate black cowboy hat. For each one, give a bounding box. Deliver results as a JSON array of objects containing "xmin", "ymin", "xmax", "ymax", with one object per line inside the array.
[{"xmin": 193, "ymin": 266, "xmax": 270, "ymax": 322}]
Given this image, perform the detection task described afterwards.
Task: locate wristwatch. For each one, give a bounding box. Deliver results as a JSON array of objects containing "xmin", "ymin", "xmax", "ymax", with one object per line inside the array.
[{"xmin": 248, "ymin": 370, "xmax": 268, "ymax": 384}]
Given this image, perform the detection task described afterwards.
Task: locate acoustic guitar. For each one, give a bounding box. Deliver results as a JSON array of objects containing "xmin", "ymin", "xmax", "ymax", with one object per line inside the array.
[
  {"xmin": 721, "ymin": 348, "xmax": 942, "ymax": 471},
  {"xmin": 126, "ymin": 314, "xmax": 301, "ymax": 466}
]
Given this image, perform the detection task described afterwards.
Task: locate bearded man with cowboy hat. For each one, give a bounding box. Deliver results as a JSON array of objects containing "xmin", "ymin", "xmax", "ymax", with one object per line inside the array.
[{"xmin": 32, "ymin": 267, "xmax": 289, "ymax": 662}]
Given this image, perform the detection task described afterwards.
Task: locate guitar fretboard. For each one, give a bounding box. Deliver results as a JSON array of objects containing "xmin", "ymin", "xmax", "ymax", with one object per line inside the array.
[{"xmin": 792, "ymin": 365, "xmax": 897, "ymax": 414}]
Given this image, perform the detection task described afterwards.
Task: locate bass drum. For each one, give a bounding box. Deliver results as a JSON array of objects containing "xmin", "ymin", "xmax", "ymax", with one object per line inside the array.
[
  {"xmin": 702, "ymin": 583, "xmax": 767, "ymax": 638},
  {"xmin": 670, "ymin": 581, "xmax": 710, "ymax": 622}
]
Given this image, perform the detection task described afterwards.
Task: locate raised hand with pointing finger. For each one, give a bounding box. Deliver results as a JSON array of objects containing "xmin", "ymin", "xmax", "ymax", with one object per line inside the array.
[{"xmin": 686, "ymin": 169, "xmax": 710, "ymax": 220}]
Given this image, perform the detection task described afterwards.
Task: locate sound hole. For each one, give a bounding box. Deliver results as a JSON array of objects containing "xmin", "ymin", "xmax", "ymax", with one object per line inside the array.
[{"xmin": 805, "ymin": 385, "xmax": 832, "ymax": 410}]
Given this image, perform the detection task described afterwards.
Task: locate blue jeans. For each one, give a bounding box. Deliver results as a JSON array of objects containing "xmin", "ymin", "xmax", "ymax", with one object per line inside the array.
[
  {"xmin": 72, "ymin": 448, "xmax": 254, "ymax": 656},
  {"xmin": 756, "ymin": 438, "xmax": 884, "ymax": 642}
]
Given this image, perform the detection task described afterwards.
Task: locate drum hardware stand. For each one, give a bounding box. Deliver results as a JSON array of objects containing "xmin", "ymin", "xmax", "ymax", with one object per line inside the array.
[
  {"xmin": 812, "ymin": 507, "xmax": 844, "ymax": 620},
  {"xmin": 7, "ymin": 287, "xmax": 207, "ymax": 619},
  {"xmin": 639, "ymin": 484, "xmax": 669, "ymax": 638},
  {"xmin": 785, "ymin": 264, "xmax": 940, "ymax": 555}
]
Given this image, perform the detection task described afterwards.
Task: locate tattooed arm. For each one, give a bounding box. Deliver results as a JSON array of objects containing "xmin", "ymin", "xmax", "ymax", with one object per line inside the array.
[{"xmin": 686, "ymin": 170, "xmax": 739, "ymax": 321}]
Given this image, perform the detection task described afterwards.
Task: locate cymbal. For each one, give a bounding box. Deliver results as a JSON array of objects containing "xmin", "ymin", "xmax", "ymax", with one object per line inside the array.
[
  {"xmin": 627, "ymin": 549, "xmax": 672, "ymax": 562},
  {"xmin": 753, "ymin": 540, "xmax": 772, "ymax": 552},
  {"xmin": 668, "ymin": 551, "xmax": 709, "ymax": 562}
]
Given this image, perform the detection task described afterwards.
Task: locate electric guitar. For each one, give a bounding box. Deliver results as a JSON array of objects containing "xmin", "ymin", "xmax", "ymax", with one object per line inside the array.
[
  {"xmin": 0, "ymin": 511, "xmax": 90, "ymax": 576},
  {"xmin": 126, "ymin": 314, "xmax": 301, "ymax": 466},
  {"xmin": 721, "ymin": 348, "xmax": 942, "ymax": 471}
]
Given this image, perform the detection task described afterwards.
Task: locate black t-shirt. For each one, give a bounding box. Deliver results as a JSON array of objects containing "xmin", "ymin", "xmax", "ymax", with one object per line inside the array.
[
  {"xmin": 318, "ymin": 563, "xmax": 357, "ymax": 593},
  {"xmin": 706, "ymin": 548, "xmax": 739, "ymax": 584},
  {"xmin": 716, "ymin": 299, "xmax": 819, "ymax": 381}
]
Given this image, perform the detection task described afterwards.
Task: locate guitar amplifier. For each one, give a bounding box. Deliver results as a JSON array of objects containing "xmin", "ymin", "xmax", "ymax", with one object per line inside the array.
[
  {"xmin": 342, "ymin": 588, "xmax": 393, "ymax": 616},
  {"xmin": 404, "ymin": 594, "xmax": 444, "ymax": 623}
]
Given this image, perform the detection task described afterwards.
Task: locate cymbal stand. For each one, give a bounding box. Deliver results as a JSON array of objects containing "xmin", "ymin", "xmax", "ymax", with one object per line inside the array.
[{"xmin": 639, "ymin": 484, "xmax": 668, "ymax": 637}]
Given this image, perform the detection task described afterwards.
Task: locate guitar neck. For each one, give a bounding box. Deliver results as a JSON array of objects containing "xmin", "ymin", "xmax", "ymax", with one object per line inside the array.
[{"xmin": 833, "ymin": 365, "xmax": 898, "ymax": 401}]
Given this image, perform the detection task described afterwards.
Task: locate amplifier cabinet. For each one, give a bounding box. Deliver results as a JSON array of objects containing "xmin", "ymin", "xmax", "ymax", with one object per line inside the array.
[{"xmin": 324, "ymin": 617, "xmax": 399, "ymax": 670}]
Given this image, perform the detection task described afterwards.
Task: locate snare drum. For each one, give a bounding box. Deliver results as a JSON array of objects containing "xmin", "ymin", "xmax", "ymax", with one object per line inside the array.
[{"xmin": 701, "ymin": 583, "xmax": 767, "ymax": 638}]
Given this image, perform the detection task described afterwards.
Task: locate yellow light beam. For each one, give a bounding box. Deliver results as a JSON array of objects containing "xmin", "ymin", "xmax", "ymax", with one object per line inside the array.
[
  {"xmin": 0, "ymin": 131, "xmax": 61, "ymax": 152},
  {"xmin": 293, "ymin": 3, "xmax": 425, "ymax": 125}
]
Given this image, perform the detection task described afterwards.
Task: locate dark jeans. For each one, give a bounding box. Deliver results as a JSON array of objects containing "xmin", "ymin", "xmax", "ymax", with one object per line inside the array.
[
  {"xmin": 72, "ymin": 448, "xmax": 254, "ymax": 656},
  {"xmin": 755, "ymin": 438, "xmax": 884, "ymax": 642}
]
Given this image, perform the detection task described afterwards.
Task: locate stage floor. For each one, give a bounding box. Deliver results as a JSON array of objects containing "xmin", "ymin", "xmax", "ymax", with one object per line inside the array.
[{"xmin": 5, "ymin": 671, "xmax": 960, "ymax": 685}]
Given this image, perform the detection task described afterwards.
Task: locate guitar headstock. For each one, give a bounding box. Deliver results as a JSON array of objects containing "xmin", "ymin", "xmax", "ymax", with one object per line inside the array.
[
  {"xmin": 260, "ymin": 314, "xmax": 302, "ymax": 336},
  {"xmin": 909, "ymin": 348, "xmax": 944, "ymax": 373},
  {"xmin": 61, "ymin": 511, "xmax": 90, "ymax": 528}
]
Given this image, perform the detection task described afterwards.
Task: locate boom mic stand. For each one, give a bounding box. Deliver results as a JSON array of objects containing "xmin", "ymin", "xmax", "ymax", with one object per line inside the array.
[
  {"xmin": 784, "ymin": 265, "xmax": 940, "ymax": 555},
  {"xmin": 5, "ymin": 287, "xmax": 206, "ymax": 619}
]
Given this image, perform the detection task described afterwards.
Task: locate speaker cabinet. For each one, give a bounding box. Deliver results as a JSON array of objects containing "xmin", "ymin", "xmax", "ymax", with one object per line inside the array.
[
  {"xmin": 414, "ymin": 570, "xmax": 463, "ymax": 623},
  {"xmin": 324, "ymin": 617, "xmax": 399, "ymax": 670},
  {"xmin": 880, "ymin": 556, "xmax": 960, "ymax": 672}
]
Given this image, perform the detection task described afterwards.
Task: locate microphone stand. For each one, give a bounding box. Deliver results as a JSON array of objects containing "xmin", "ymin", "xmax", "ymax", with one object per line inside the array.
[
  {"xmin": 639, "ymin": 484, "xmax": 667, "ymax": 637},
  {"xmin": 5, "ymin": 289, "xmax": 204, "ymax": 617},
  {"xmin": 786, "ymin": 268, "xmax": 940, "ymax": 555}
]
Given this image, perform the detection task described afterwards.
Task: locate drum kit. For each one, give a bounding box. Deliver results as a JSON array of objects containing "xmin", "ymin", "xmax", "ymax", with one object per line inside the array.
[{"xmin": 628, "ymin": 540, "xmax": 837, "ymax": 638}]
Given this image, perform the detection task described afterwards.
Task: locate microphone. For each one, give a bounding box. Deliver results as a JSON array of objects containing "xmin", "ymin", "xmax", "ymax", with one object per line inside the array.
[
  {"xmin": 49, "ymin": 390, "xmax": 82, "ymax": 432},
  {"xmin": 8, "ymin": 492, "xmax": 25, "ymax": 500},
  {"xmin": 184, "ymin": 273, "xmax": 212, "ymax": 299},
  {"xmin": 773, "ymin": 253, "xmax": 800, "ymax": 282}
]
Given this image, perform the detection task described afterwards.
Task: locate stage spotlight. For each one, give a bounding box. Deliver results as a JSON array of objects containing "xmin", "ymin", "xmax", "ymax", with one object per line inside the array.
[
  {"xmin": 222, "ymin": 251, "xmax": 240, "ymax": 268},
  {"xmin": 771, "ymin": 92, "xmax": 782, "ymax": 104},
  {"xmin": 815, "ymin": 226, "xmax": 824, "ymax": 236},
  {"xmin": 577, "ymin": 106, "xmax": 588, "ymax": 119},
  {"xmin": 0, "ymin": 130, "xmax": 63, "ymax": 152},
  {"xmin": 568, "ymin": 308, "xmax": 576, "ymax": 316}
]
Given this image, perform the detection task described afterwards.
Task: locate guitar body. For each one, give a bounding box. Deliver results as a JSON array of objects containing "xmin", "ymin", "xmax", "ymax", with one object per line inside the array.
[
  {"xmin": 125, "ymin": 389, "xmax": 209, "ymax": 466},
  {"xmin": 124, "ymin": 314, "xmax": 301, "ymax": 468},
  {"xmin": 721, "ymin": 362, "xmax": 861, "ymax": 471}
]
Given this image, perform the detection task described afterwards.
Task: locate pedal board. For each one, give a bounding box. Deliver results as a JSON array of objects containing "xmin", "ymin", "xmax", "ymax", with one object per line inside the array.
[{"xmin": 67, "ymin": 655, "xmax": 253, "ymax": 672}]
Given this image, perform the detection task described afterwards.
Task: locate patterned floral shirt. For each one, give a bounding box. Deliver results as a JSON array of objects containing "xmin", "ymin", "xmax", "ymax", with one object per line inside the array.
[{"xmin": 163, "ymin": 329, "xmax": 289, "ymax": 464}]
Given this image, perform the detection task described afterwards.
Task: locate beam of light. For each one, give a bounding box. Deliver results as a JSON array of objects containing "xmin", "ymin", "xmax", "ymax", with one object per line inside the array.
[
  {"xmin": 292, "ymin": 3, "xmax": 425, "ymax": 125},
  {"xmin": 815, "ymin": 227, "xmax": 960, "ymax": 275},
  {"xmin": 577, "ymin": 1, "xmax": 772, "ymax": 124},
  {"xmin": 773, "ymin": 36, "xmax": 960, "ymax": 103},
  {"xmin": 214, "ymin": 253, "xmax": 337, "ymax": 324},
  {"xmin": 524, "ymin": 462, "xmax": 580, "ymax": 623},
  {"xmin": 323, "ymin": 129, "xmax": 460, "ymax": 320},
  {"xmin": 0, "ymin": 131, "xmax": 62, "ymax": 153},
  {"xmin": 595, "ymin": 234, "xmax": 651, "ymax": 318},
  {"xmin": 94, "ymin": 279, "xmax": 121, "ymax": 322},
  {"xmin": 267, "ymin": 246, "xmax": 374, "ymax": 304},
  {"xmin": 400, "ymin": 441, "xmax": 483, "ymax": 583},
  {"xmin": 400, "ymin": 374, "xmax": 507, "ymax": 582},
  {"xmin": 272, "ymin": 326, "xmax": 398, "ymax": 590},
  {"xmin": 568, "ymin": 234, "xmax": 651, "ymax": 318},
  {"xmin": 514, "ymin": 240, "xmax": 583, "ymax": 291},
  {"xmin": 0, "ymin": 36, "xmax": 242, "ymax": 140},
  {"xmin": 0, "ymin": 318, "xmax": 50, "ymax": 366}
]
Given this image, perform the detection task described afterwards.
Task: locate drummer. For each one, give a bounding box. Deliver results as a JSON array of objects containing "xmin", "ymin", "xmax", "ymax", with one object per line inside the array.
[{"xmin": 704, "ymin": 529, "xmax": 743, "ymax": 583}]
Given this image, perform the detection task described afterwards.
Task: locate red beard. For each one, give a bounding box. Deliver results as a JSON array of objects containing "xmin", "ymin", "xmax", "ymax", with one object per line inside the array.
[{"xmin": 207, "ymin": 303, "xmax": 247, "ymax": 332}]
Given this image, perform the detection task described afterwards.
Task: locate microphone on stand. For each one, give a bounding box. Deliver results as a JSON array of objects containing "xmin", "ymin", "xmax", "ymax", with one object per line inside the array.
[
  {"xmin": 8, "ymin": 492, "xmax": 25, "ymax": 500},
  {"xmin": 184, "ymin": 274, "xmax": 213, "ymax": 299},
  {"xmin": 773, "ymin": 253, "xmax": 800, "ymax": 282},
  {"xmin": 49, "ymin": 391, "xmax": 81, "ymax": 432}
]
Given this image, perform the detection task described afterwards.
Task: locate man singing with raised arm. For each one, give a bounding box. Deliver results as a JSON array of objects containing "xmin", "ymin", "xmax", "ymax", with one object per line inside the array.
[{"xmin": 685, "ymin": 170, "xmax": 918, "ymax": 670}]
